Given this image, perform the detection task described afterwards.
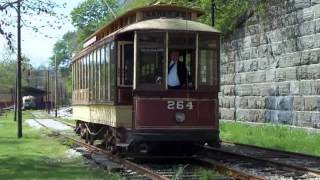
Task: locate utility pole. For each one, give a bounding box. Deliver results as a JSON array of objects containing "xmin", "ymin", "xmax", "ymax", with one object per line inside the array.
[
  {"xmin": 55, "ymin": 55, "xmax": 58, "ymax": 117},
  {"xmin": 17, "ymin": 0, "xmax": 22, "ymax": 138},
  {"xmin": 211, "ymin": 0, "xmax": 216, "ymax": 27},
  {"xmin": 14, "ymin": 70, "xmax": 17, "ymax": 121},
  {"xmin": 46, "ymin": 68, "xmax": 50, "ymax": 114}
]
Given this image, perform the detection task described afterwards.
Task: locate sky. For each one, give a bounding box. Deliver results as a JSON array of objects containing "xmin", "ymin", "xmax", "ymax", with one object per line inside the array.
[{"xmin": 0, "ymin": 0, "xmax": 83, "ymax": 67}]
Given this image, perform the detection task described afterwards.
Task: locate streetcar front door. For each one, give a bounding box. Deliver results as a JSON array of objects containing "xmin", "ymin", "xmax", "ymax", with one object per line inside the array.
[{"xmin": 117, "ymin": 42, "xmax": 133, "ymax": 104}]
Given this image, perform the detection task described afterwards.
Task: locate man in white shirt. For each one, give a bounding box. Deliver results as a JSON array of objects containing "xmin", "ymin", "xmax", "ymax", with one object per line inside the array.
[{"xmin": 168, "ymin": 51, "xmax": 188, "ymax": 89}]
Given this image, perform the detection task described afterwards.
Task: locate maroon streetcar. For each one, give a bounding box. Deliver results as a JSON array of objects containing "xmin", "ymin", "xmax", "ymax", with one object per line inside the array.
[{"xmin": 72, "ymin": 4, "xmax": 221, "ymax": 154}]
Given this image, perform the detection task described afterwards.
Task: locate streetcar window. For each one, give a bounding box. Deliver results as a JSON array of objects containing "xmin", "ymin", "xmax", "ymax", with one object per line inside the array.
[
  {"xmin": 110, "ymin": 41, "xmax": 116, "ymax": 101},
  {"xmin": 100, "ymin": 46, "xmax": 106, "ymax": 101},
  {"xmin": 105, "ymin": 43, "xmax": 110, "ymax": 101},
  {"xmin": 118, "ymin": 43, "xmax": 133, "ymax": 86},
  {"xmin": 90, "ymin": 52, "xmax": 94, "ymax": 101},
  {"xmin": 168, "ymin": 33, "xmax": 196, "ymax": 89},
  {"xmin": 198, "ymin": 34, "xmax": 219, "ymax": 87},
  {"xmin": 137, "ymin": 32, "xmax": 165, "ymax": 90}
]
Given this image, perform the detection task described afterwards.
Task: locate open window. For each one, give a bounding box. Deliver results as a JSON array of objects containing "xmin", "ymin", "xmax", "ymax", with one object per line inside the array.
[
  {"xmin": 136, "ymin": 32, "xmax": 166, "ymax": 90},
  {"xmin": 168, "ymin": 32, "xmax": 196, "ymax": 90}
]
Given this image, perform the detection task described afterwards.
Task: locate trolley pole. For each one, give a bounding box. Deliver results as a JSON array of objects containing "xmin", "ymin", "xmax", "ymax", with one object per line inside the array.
[
  {"xmin": 17, "ymin": 0, "xmax": 23, "ymax": 138},
  {"xmin": 55, "ymin": 55, "xmax": 58, "ymax": 117}
]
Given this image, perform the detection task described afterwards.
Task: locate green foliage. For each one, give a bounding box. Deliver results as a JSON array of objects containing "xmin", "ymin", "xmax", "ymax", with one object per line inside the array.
[
  {"xmin": 0, "ymin": 49, "xmax": 31, "ymax": 93},
  {"xmin": 50, "ymin": 31, "xmax": 77, "ymax": 69},
  {"xmin": 197, "ymin": 168, "xmax": 219, "ymax": 180},
  {"xmin": 220, "ymin": 121, "xmax": 320, "ymax": 156},
  {"xmin": 71, "ymin": 0, "xmax": 118, "ymax": 43}
]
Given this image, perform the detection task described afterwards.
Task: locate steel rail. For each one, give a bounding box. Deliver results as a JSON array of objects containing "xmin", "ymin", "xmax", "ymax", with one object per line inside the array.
[
  {"xmin": 193, "ymin": 157, "xmax": 266, "ymax": 180},
  {"xmin": 222, "ymin": 140, "xmax": 320, "ymax": 160},
  {"xmin": 202, "ymin": 145, "xmax": 320, "ymax": 176},
  {"xmin": 31, "ymin": 116, "xmax": 170, "ymax": 180}
]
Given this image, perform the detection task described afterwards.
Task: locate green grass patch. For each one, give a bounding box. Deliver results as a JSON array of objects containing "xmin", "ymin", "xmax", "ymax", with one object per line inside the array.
[
  {"xmin": 220, "ymin": 121, "xmax": 320, "ymax": 156},
  {"xmin": 0, "ymin": 111, "xmax": 118, "ymax": 180}
]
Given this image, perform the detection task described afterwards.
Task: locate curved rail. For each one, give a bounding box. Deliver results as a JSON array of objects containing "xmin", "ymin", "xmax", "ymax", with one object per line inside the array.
[
  {"xmin": 200, "ymin": 143, "xmax": 320, "ymax": 179},
  {"xmin": 31, "ymin": 114, "xmax": 170, "ymax": 180}
]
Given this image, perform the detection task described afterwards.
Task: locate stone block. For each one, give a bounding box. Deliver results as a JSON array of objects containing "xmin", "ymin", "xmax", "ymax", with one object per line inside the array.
[
  {"xmin": 248, "ymin": 97, "xmax": 266, "ymax": 109},
  {"xmin": 316, "ymin": 19, "xmax": 320, "ymax": 33},
  {"xmin": 312, "ymin": 0, "xmax": 320, "ymax": 5},
  {"xmin": 278, "ymin": 111, "xmax": 294, "ymax": 124},
  {"xmin": 295, "ymin": 0, "xmax": 311, "ymax": 8},
  {"xmin": 235, "ymin": 73, "xmax": 246, "ymax": 84},
  {"xmin": 221, "ymin": 74, "xmax": 235, "ymax": 85},
  {"xmin": 235, "ymin": 96, "xmax": 248, "ymax": 109},
  {"xmin": 284, "ymin": 12, "xmax": 298, "ymax": 26},
  {"xmin": 266, "ymin": 96, "xmax": 278, "ymax": 110},
  {"xmin": 271, "ymin": 42, "xmax": 284, "ymax": 56},
  {"xmin": 302, "ymin": 7, "xmax": 314, "ymax": 21},
  {"xmin": 258, "ymin": 45, "xmax": 271, "ymax": 58},
  {"xmin": 278, "ymin": 82, "xmax": 291, "ymax": 95},
  {"xmin": 266, "ymin": 69, "xmax": 277, "ymax": 82},
  {"xmin": 236, "ymin": 84, "xmax": 253, "ymax": 96},
  {"xmin": 236, "ymin": 109, "xmax": 249, "ymax": 121},
  {"xmin": 311, "ymin": 112, "xmax": 320, "ymax": 128},
  {"xmin": 220, "ymin": 96, "xmax": 235, "ymax": 108},
  {"xmin": 250, "ymin": 47, "xmax": 258, "ymax": 59},
  {"xmin": 258, "ymin": 83, "xmax": 279, "ymax": 96},
  {"xmin": 290, "ymin": 81, "xmax": 300, "ymax": 95},
  {"xmin": 314, "ymin": 4, "xmax": 320, "ymax": 19},
  {"xmin": 293, "ymin": 96, "xmax": 305, "ymax": 110},
  {"xmin": 276, "ymin": 68, "xmax": 297, "ymax": 82},
  {"xmin": 245, "ymin": 71, "xmax": 266, "ymax": 83},
  {"xmin": 305, "ymin": 97, "xmax": 320, "ymax": 111},
  {"xmin": 265, "ymin": 110, "xmax": 278, "ymax": 123},
  {"xmin": 295, "ymin": 111, "xmax": 313, "ymax": 127},
  {"xmin": 245, "ymin": 60, "xmax": 259, "ymax": 72},
  {"xmin": 251, "ymin": 34, "xmax": 261, "ymax": 47},
  {"xmin": 278, "ymin": 52, "xmax": 301, "ymax": 68},
  {"xmin": 248, "ymin": 109, "xmax": 266, "ymax": 122},
  {"xmin": 221, "ymin": 85, "xmax": 235, "ymax": 96},
  {"xmin": 300, "ymin": 80, "xmax": 320, "ymax": 95},
  {"xmin": 220, "ymin": 108, "xmax": 235, "ymax": 120},
  {"xmin": 258, "ymin": 58, "xmax": 269, "ymax": 70},
  {"xmin": 239, "ymin": 49, "xmax": 251, "ymax": 60},
  {"xmin": 235, "ymin": 61, "xmax": 244, "ymax": 73},
  {"xmin": 307, "ymin": 64, "xmax": 320, "ymax": 79},
  {"xmin": 243, "ymin": 36, "xmax": 252, "ymax": 49},
  {"xmin": 278, "ymin": 96, "xmax": 294, "ymax": 110},
  {"xmin": 301, "ymin": 50, "xmax": 320, "ymax": 65},
  {"xmin": 298, "ymin": 21, "xmax": 315, "ymax": 36},
  {"xmin": 298, "ymin": 35, "xmax": 315, "ymax": 50}
]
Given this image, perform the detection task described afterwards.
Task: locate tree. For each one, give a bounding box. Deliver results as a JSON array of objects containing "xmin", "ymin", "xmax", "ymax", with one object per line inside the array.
[
  {"xmin": 70, "ymin": 0, "xmax": 118, "ymax": 42},
  {"xmin": 0, "ymin": 0, "xmax": 67, "ymax": 50},
  {"xmin": 50, "ymin": 31, "xmax": 77, "ymax": 70}
]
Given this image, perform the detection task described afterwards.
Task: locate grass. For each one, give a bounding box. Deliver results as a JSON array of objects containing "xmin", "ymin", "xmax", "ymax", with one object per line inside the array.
[
  {"xmin": 220, "ymin": 121, "xmax": 320, "ymax": 156},
  {"xmin": 0, "ymin": 111, "xmax": 119, "ymax": 180}
]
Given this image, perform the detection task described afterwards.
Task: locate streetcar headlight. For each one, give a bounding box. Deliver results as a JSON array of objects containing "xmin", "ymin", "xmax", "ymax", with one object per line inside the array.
[{"xmin": 175, "ymin": 112, "xmax": 186, "ymax": 123}]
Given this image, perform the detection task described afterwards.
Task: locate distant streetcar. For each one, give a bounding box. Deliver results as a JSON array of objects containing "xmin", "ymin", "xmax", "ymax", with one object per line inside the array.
[
  {"xmin": 72, "ymin": 4, "xmax": 221, "ymax": 154},
  {"xmin": 22, "ymin": 96, "xmax": 36, "ymax": 110}
]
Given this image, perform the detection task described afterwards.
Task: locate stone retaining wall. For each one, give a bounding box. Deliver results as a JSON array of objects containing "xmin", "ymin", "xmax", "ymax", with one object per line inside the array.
[{"xmin": 220, "ymin": 0, "xmax": 320, "ymax": 128}]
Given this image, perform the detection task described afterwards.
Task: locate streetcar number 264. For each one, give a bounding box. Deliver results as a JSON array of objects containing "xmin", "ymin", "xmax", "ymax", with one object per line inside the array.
[{"xmin": 167, "ymin": 101, "xmax": 193, "ymax": 110}]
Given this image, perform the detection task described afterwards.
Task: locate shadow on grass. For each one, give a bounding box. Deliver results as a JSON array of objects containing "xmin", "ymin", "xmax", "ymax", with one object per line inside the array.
[{"xmin": 0, "ymin": 155, "xmax": 103, "ymax": 179}]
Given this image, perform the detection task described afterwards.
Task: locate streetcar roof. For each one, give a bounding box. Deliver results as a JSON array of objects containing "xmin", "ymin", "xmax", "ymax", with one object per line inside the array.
[{"xmin": 118, "ymin": 18, "xmax": 221, "ymax": 34}]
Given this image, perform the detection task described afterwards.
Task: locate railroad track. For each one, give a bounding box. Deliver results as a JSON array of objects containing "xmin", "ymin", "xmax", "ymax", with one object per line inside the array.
[
  {"xmin": 32, "ymin": 111, "xmax": 320, "ymax": 179},
  {"xmin": 198, "ymin": 141, "xmax": 320, "ymax": 179},
  {"xmin": 30, "ymin": 114, "xmax": 170, "ymax": 180},
  {"xmin": 31, "ymin": 112, "xmax": 227, "ymax": 180}
]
